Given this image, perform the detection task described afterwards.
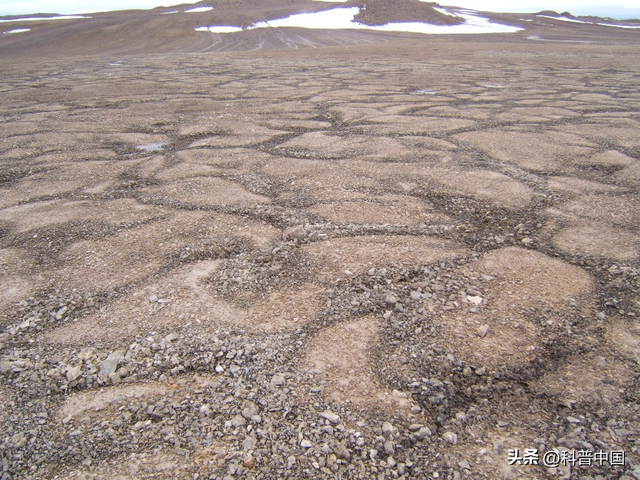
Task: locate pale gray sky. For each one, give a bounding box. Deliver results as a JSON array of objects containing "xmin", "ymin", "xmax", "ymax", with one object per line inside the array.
[
  {"xmin": 0, "ymin": 0, "xmax": 639, "ymax": 19},
  {"xmin": 443, "ymin": 1, "xmax": 640, "ymax": 19}
]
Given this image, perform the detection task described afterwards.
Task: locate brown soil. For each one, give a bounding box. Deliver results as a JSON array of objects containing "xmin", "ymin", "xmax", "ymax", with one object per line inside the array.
[{"xmin": 1, "ymin": 4, "xmax": 639, "ymax": 480}]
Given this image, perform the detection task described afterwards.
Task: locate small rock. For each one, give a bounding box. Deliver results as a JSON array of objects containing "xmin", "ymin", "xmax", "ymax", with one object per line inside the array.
[
  {"xmin": 243, "ymin": 454, "xmax": 256, "ymax": 469},
  {"xmin": 0, "ymin": 361, "xmax": 14, "ymax": 374},
  {"xmin": 458, "ymin": 460, "xmax": 471, "ymax": 470},
  {"xmin": 334, "ymin": 442, "xmax": 351, "ymax": 460},
  {"xmin": 283, "ymin": 225, "xmax": 306, "ymax": 241},
  {"xmin": 66, "ymin": 366, "xmax": 82, "ymax": 382},
  {"xmin": 148, "ymin": 295, "xmax": 158, "ymax": 303},
  {"xmin": 270, "ymin": 373, "xmax": 285, "ymax": 387},
  {"xmin": 320, "ymin": 410, "xmax": 340, "ymax": 424},
  {"xmin": 301, "ymin": 439, "xmax": 313, "ymax": 449},
  {"xmin": 382, "ymin": 421, "xmax": 396, "ymax": 435},
  {"xmin": 467, "ymin": 295, "xmax": 483, "ymax": 306},
  {"xmin": 228, "ymin": 415, "xmax": 247, "ymax": 428},
  {"xmin": 415, "ymin": 427, "xmax": 432, "ymax": 440},
  {"xmin": 78, "ymin": 348, "xmax": 94, "ymax": 360},
  {"xmin": 384, "ymin": 440, "xmax": 395, "ymax": 455},
  {"xmin": 164, "ymin": 332, "xmax": 179, "ymax": 343},
  {"xmin": 477, "ymin": 324, "xmax": 490, "ymax": 337},
  {"xmin": 385, "ymin": 294, "xmax": 398, "ymax": 304},
  {"xmin": 243, "ymin": 435, "xmax": 257, "ymax": 450},
  {"xmin": 99, "ymin": 350, "xmax": 125, "ymax": 377},
  {"xmin": 55, "ymin": 306, "xmax": 68, "ymax": 320},
  {"xmin": 442, "ymin": 431, "xmax": 458, "ymax": 444}
]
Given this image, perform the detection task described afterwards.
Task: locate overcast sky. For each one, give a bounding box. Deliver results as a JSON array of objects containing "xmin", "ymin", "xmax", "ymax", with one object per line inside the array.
[
  {"xmin": 443, "ymin": 1, "xmax": 640, "ymax": 19},
  {"xmin": 1, "ymin": 0, "xmax": 639, "ymax": 19}
]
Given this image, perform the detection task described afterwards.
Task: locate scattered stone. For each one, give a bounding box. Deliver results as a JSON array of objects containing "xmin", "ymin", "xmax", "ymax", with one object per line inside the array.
[
  {"xmin": 98, "ymin": 350, "xmax": 125, "ymax": 378},
  {"xmin": 477, "ymin": 324, "xmax": 490, "ymax": 337},
  {"xmin": 283, "ymin": 225, "xmax": 306, "ymax": 240},
  {"xmin": 320, "ymin": 411, "xmax": 340, "ymax": 424},
  {"xmin": 270, "ymin": 373, "xmax": 286, "ymax": 387},
  {"xmin": 65, "ymin": 366, "xmax": 82, "ymax": 382},
  {"xmin": 384, "ymin": 440, "xmax": 395, "ymax": 454},
  {"xmin": 467, "ymin": 295, "xmax": 483, "ymax": 306},
  {"xmin": 442, "ymin": 431, "xmax": 458, "ymax": 444},
  {"xmin": 243, "ymin": 454, "xmax": 257, "ymax": 469},
  {"xmin": 415, "ymin": 427, "xmax": 433, "ymax": 440},
  {"xmin": 382, "ymin": 421, "xmax": 396, "ymax": 435}
]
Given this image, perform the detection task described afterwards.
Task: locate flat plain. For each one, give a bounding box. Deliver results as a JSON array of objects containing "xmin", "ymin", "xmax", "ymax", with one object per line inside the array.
[{"xmin": 1, "ymin": 4, "xmax": 640, "ymax": 479}]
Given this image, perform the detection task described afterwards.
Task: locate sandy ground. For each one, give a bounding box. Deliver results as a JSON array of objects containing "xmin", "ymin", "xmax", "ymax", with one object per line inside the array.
[{"xmin": 1, "ymin": 3, "xmax": 640, "ymax": 479}]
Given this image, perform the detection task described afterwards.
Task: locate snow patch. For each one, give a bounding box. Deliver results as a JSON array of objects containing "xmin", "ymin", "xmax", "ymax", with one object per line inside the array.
[
  {"xmin": 136, "ymin": 143, "xmax": 165, "ymax": 152},
  {"xmin": 248, "ymin": 7, "xmax": 522, "ymax": 34},
  {"xmin": 432, "ymin": 6, "xmax": 458, "ymax": 18},
  {"xmin": 597, "ymin": 22, "xmax": 640, "ymax": 29},
  {"xmin": 185, "ymin": 6, "xmax": 213, "ymax": 13},
  {"xmin": 537, "ymin": 15, "xmax": 591, "ymax": 24},
  {"xmin": 195, "ymin": 25, "xmax": 242, "ymax": 33},
  {"xmin": 2, "ymin": 28, "xmax": 30, "ymax": 34}
]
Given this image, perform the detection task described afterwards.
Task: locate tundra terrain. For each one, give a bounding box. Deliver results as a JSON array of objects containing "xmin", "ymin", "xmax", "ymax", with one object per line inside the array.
[{"xmin": 1, "ymin": 2, "xmax": 639, "ymax": 479}]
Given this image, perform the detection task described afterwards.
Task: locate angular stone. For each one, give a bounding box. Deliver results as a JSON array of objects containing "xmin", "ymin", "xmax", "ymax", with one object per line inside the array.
[
  {"xmin": 320, "ymin": 410, "xmax": 340, "ymax": 424},
  {"xmin": 415, "ymin": 427, "xmax": 432, "ymax": 440},
  {"xmin": 477, "ymin": 324, "xmax": 490, "ymax": 337},
  {"xmin": 283, "ymin": 225, "xmax": 306, "ymax": 240},
  {"xmin": 443, "ymin": 431, "xmax": 458, "ymax": 444},
  {"xmin": 99, "ymin": 350, "xmax": 125, "ymax": 377},
  {"xmin": 66, "ymin": 366, "xmax": 82, "ymax": 382},
  {"xmin": 468, "ymin": 295, "xmax": 483, "ymax": 306}
]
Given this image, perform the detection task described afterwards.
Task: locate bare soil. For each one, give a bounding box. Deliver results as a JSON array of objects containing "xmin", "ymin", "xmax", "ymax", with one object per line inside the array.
[{"xmin": 0, "ymin": 3, "xmax": 639, "ymax": 479}]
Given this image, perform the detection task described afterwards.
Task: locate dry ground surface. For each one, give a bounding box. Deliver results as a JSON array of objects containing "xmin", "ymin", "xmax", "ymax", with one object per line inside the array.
[{"xmin": 1, "ymin": 4, "xmax": 640, "ymax": 479}]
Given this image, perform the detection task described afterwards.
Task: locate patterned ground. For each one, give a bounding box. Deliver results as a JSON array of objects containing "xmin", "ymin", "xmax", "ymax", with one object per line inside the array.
[{"xmin": 0, "ymin": 37, "xmax": 639, "ymax": 479}]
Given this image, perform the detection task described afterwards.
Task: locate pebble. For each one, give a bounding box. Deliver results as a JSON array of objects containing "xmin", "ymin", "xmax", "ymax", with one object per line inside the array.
[
  {"xmin": 98, "ymin": 350, "xmax": 125, "ymax": 377},
  {"xmin": 65, "ymin": 366, "xmax": 82, "ymax": 382},
  {"xmin": 271, "ymin": 373, "xmax": 286, "ymax": 387},
  {"xmin": 467, "ymin": 295, "xmax": 483, "ymax": 306},
  {"xmin": 320, "ymin": 410, "xmax": 340, "ymax": 424},
  {"xmin": 477, "ymin": 324, "xmax": 490, "ymax": 337},
  {"xmin": 283, "ymin": 225, "xmax": 306, "ymax": 240},
  {"xmin": 382, "ymin": 421, "xmax": 396, "ymax": 435},
  {"xmin": 1, "ymin": 211, "xmax": 635, "ymax": 480},
  {"xmin": 442, "ymin": 431, "xmax": 458, "ymax": 444},
  {"xmin": 415, "ymin": 427, "xmax": 432, "ymax": 440}
]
